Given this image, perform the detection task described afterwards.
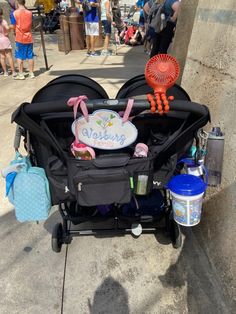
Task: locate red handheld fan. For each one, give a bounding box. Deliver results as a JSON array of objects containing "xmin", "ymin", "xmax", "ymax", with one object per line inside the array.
[
  {"xmin": 145, "ymin": 54, "xmax": 180, "ymax": 94},
  {"xmin": 145, "ymin": 54, "xmax": 180, "ymax": 113}
]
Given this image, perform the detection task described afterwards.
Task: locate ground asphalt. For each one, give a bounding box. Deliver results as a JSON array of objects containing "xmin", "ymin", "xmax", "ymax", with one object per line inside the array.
[{"xmin": 0, "ymin": 34, "xmax": 231, "ymax": 314}]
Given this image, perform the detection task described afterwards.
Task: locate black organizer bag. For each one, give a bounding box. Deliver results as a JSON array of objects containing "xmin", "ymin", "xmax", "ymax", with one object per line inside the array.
[{"xmin": 66, "ymin": 154, "xmax": 154, "ymax": 206}]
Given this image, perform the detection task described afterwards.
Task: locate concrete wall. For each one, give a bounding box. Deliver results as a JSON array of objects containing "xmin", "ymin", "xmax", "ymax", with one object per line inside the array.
[
  {"xmin": 175, "ymin": 0, "xmax": 236, "ymax": 306},
  {"xmin": 171, "ymin": 0, "xmax": 199, "ymax": 83}
]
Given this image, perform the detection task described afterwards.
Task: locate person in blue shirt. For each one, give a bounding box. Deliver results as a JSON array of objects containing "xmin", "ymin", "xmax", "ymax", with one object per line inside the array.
[
  {"xmin": 150, "ymin": 0, "xmax": 180, "ymax": 58},
  {"xmin": 135, "ymin": 0, "xmax": 145, "ymax": 26},
  {"xmin": 80, "ymin": 0, "xmax": 100, "ymax": 56}
]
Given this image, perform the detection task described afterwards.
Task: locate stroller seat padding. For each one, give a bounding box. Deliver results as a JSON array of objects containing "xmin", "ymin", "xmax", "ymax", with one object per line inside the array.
[
  {"xmin": 32, "ymin": 75, "xmax": 108, "ymax": 103},
  {"xmin": 116, "ymin": 74, "xmax": 191, "ymax": 101}
]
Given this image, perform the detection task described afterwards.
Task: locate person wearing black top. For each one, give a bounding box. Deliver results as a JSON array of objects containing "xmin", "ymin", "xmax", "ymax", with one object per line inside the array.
[{"xmin": 150, "ymin": 0, "xmax": 180, "ymax": 58}]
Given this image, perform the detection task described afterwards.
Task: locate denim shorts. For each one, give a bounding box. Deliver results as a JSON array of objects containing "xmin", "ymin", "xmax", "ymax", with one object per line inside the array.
[
  {"xmin": 102, "ymin": 20, "xmax": 112, "ymax": 34},
  {"xmin": 15, "ymin": 42, "xmax": 34, "ymax": 60}
]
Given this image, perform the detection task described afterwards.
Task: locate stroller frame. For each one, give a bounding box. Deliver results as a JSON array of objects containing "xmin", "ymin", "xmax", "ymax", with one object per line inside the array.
[
  {"xmin": 11, "ymin": 75, "xmax": 210, "ymax": 253},
  {"xmin": 53, "ymin": 188, "xmax": 180, "ymax": 252}
]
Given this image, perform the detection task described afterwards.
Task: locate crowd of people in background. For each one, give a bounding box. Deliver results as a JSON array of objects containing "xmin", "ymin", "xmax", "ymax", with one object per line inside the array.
[
  {"xmin": 75, "ymin": 0, "xmax": 181, "ymax": 56},
  {"xmin": 0, "ymin": 0, "xmax": 34, "ymax": 79},
  {"xmin": 0, "ymin": 0, "xmax": 180, "ymax": 75},
  {"xmin": 73, "ymin": 0, "xmax": 180, "ymax": 56}
]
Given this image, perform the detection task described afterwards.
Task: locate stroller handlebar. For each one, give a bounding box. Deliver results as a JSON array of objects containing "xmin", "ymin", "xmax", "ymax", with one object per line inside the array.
[
  {"xmin": 22, "ymin": 99, "xmax": 209, "ymax": 118},
  {"xmin": 11, "ymin": 98, "xmax": 210, "ymax": 163}
]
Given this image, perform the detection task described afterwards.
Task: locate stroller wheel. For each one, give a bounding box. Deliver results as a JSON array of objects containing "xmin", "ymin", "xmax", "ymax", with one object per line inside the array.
[
  {"xmin": 170, "ymin": 219, "xmax": 182, "ymax": 249},
  {"xmin": 52, "ymin": 223, "xmax": 63, "ymax": 253}
]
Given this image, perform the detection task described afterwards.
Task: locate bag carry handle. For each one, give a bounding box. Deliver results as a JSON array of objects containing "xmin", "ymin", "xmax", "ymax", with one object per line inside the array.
[{"xmin": 93, "ymin": 154, "xmax": 130, "ymax": 168}]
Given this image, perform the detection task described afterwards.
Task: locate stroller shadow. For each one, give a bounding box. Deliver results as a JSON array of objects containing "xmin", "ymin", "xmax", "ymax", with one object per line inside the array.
[
  {"xmin": 34, "ymin": 66, "xmax": 53, "ymax": 77},
  {"xmin": 88, "ymin": 277, "xmax": 130, "ymax": 314},
  {"xmin": 48, "ymin": 45, "xmax": 147, "ymax": 82},
  {"xmin": 154, "ymin": 227, "xmax": 172, "ymax": 245}
]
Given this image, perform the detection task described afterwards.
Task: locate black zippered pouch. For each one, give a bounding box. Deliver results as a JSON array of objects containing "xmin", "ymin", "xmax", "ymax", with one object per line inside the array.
[{"xmin": 67, "ymin": 154, "xmax": 153, "ymax": 206}]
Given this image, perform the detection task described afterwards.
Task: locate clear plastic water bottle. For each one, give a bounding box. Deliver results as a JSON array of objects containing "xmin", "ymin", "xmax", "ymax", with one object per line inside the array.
[
  {"xmin": 204, "ymin": 127, "xmax": 224, "ymax": 186},
  {"xmin": 136, "ymin": 175, "xmax": 148, "ymax": 195}
]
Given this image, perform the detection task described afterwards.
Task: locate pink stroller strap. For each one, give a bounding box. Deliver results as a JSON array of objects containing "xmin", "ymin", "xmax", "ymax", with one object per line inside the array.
[
  {"xmin": 67, "ymin": 96, "xmax": 89, "ymax": 122},
  {"xmin": 67, "ymin": 96, "xmax": 89, "ymax": 144},
  {"xmin": 118, "ymin": 98, "xmax": 134, "ymax": 124},
  {"xmin": 122, "ymin": 98, "xmax": 134, "ymax": 124},
  {"xmin": 68, "ymin": 96, "xmax": 134, "ymax": 124}
]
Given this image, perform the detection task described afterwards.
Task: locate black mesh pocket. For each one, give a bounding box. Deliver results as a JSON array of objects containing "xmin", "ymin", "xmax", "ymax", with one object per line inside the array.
[
  {"xmin": 127, "ymin": 156, "xmax": 154, "ymax": 195},
  {"xmin": 133, "ymin": 171, "xmax": 153, "ymax": 195}
]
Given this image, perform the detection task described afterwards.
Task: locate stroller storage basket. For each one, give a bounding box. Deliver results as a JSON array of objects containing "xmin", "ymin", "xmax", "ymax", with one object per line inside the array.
[{"xmin": 67, "ymin": 155, "xmax": 154, "ymax": 206}]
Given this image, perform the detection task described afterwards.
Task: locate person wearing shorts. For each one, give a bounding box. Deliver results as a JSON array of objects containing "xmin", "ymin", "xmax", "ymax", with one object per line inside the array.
[
  {"xmin": 0, "ymin": 7, "xmax": 16, "ymax": 77},
  {"xmin": 101, "ymin": 0, "xmax": 112, "ymax": 55},
  {"xmin": 10, "ymin": 0, "xmax": 35, "ymax": 79},
  {"xmin": 82, "ymin": 0, "xmax": 100, "ymax": 57}
]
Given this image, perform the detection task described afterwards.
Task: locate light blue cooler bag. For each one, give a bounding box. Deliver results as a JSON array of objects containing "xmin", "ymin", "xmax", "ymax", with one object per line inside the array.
[{"xmin": 8, "ymin": 154, "xmax": 51, "ymax": 222}]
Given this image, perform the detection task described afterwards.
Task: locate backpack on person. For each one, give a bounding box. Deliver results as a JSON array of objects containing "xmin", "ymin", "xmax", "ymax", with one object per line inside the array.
[{"xmin": 146, "ymin": 0, "xmax": 168, "ymax": 39}]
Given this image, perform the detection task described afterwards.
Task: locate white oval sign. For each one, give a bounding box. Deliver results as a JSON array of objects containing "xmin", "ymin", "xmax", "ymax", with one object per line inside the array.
[{"xmin": 72, "ymin": 109, "xmax": 138, "ymax": 150}]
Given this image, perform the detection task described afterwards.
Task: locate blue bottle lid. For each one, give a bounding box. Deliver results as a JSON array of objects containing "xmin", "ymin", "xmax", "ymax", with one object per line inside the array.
[{"xmin": 167, "ymin": 174, "xmax": 206, "ymax": 196}]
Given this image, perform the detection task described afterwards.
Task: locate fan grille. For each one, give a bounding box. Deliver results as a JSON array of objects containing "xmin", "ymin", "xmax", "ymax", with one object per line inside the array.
[{"xmin": 145, "ymin": 54, "xmax": 180, "ymax": 88}]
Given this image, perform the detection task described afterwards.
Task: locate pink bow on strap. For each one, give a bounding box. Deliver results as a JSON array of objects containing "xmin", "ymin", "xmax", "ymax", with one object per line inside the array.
[{"xmin": 67, "ymin": 96, "xmax": 89, "ymax": 122}]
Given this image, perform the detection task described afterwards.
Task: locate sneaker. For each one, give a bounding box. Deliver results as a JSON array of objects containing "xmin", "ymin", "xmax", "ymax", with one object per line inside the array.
[
  {"xmin": 101, "ymin": 50, "xmax": 112, "ymax": 56},
  {"xmin": 4, "ymin": 72, "xmax": 9, "ymax": 77},
  {"xmin": 29, "ymin": 72, "xmax": 35, "ymax": 79},
  {"xmin": 12, "ymin": 72, "xmax": 18, "ymax": 78},
  {"xmin": 90, "ymin": 51, "xmax": 100, "ymax": 57},
  {"xmin": 14, "ymin": 73, "xmax": 25, "ymax": 80},
  {"xmin": 86, "ymin": 51, "xmax": 91, "ymax": 57}
]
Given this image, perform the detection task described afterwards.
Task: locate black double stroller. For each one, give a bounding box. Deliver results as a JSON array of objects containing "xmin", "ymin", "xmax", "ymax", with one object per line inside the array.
[{"xmin": 12, "ymin": 74, "xmax": 210, "ymax": 253}]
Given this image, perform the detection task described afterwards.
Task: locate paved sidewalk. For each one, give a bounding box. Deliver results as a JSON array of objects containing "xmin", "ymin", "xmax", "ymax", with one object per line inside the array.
[{"xmin": 0, "ymin": 34, "xmax": 231, "ymax": 314}]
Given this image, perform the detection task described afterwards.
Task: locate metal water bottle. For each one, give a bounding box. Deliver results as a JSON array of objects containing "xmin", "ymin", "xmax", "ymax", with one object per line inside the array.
[{"xmin": 205, "ymin": 127, "xmax": 224, "ymax": 186}]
